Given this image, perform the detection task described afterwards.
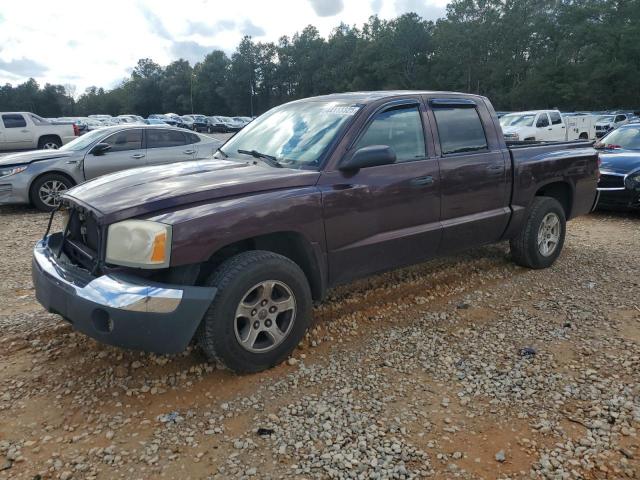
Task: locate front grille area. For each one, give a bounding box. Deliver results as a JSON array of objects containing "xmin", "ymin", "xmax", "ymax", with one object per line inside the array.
[
  {"xmin": 598, "ymin": 173, "xmax": 625, "ymax": 189},
  {"xmin": 60, "ymin": 204, "xmax": 102, "ymax": 272}
]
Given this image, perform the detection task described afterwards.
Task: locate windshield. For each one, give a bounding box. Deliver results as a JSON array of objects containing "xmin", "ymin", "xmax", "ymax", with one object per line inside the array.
[
  {"xmin": 601, "ymin": 126, "xmax": 640, "ymax": 149},
  {"xmin": 597, "ymin": 115, "xmax": 614, "ymax": 123},
  {"xmin": 219, "ymin": 100, "xmax": 361, "ymax": 169},
  {"xmin": 59, "ymin": 129, "xmax": 105, "ymax": 151},
  {"xmin": 500, "ymin": 114, "xmax": 535, "ymax": 127}
]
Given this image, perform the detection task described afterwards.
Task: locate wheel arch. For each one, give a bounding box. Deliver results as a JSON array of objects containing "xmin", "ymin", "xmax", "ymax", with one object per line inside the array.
[
  {"xmin": 28, "ymin": 170, "xmax": 77, "ymax": 201},
  {"xmin": 534, "ymin": 181, "xmax": 573, "ymax": 219},
  {"xmin": 37, "ymin": 134, "xmax": 63, "ymax": 148},
  {"xmin": 199, "ymin": 231, "xmax": 325, "ymax": 301}
]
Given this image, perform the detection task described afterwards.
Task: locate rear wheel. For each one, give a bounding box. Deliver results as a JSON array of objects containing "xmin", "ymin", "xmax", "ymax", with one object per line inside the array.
[
  {"xmin": 510, "ymin": 196, "xmax": 566, "ymax": 269},
  {"xmin": 30, "ymin": 173, "xmax": 73, "ymax": 211},
  {"xmin": 579, "ymin": 132, "xmax": 588, "ymax": 140},
  {"xmin": 38, "ymin": 136, "xmax": 62, "ymax": 150},
  {"xmin": 197, "ymin": 250, "xmax": 312, "ymax": 373}
]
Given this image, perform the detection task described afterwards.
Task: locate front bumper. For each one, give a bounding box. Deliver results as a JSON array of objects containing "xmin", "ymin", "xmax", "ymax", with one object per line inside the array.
[
  {"xmin": 0, "ymin": 177, "xmax": 30, "ymax": 206},
  {"xmin": 596, "ymin": 189, "xmax": 640, "ymax": 210},
  {"xmin": 32, "ymin": 233, "xmax": 216, "ymax": 354}
]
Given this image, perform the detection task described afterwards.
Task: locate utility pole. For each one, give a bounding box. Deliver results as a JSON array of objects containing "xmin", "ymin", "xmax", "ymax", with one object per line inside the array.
[{"xmin": 190, "ymin": 73, "xmax": 195, "ymax": 114}]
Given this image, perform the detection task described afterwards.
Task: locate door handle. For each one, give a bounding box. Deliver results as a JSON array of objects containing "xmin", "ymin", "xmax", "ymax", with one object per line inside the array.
[
  {"xmin": 410, "ymin": 175, "xmax": 434, "ymax": 186},
  {"xmin": 486, "ymin": 164, "xmax": 503, "ymax": 171},
  {"xmin": 131, "ymin": 153, "xmax": 145, "ymax": 159},
  {"xmin": 548, "ymin": 128, "xmax": 553, "ymax": 130},
  {"xmin": 21, "ymin": 129, "xmax": 29, "ymax": 133},
  {"xmin": 183, "ymin": 149, "xmax": 196, "ymax": 155},
  {"xmin": 65, "ymin": 160, "xmax": 78, "ymax": 164}
]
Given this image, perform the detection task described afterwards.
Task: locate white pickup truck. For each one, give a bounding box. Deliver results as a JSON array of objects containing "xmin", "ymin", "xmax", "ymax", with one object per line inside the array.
[
  {"xmin": 500, "ymin": 110, "xmax": 591, "ymax": 142},
  {"xmin": 0, "ymin": 112, "xmax": 78, "ymax": 151}
]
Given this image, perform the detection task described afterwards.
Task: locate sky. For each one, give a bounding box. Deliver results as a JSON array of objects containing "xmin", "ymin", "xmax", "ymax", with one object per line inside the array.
[{"xmin": 0, "ymin": 0, "xmax": 448, "ymax": 95}]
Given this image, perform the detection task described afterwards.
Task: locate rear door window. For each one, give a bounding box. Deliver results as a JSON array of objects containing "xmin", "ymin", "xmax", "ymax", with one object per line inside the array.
[
  {"xmin": 432, "ymin": 107, "xmax": 488, "ymax": 155},
  {"xmin": 355, "ymin": 105, "xmax": 426, "ymax": 163},
  {"xmin": 549, "ymin": 111, "xmax": 562, "ymax": 125},
  {"xmin": 536, "ymin": 114, "xmax": 550, "ymax": 128},
  {"xmin": 2, "ymin": 114, "xmax": 26, "ymax": 128},
  {"xmin": 147, "ymin": 129, "xmax": 187, "ymax": 149}
]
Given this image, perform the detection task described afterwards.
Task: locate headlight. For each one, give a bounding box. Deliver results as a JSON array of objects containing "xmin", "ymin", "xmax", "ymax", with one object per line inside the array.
[
  {"xmin": 0, "ymin": 165, "xmax": 27, "ymax": 178},
  {"xmin": 106, "ymin": 220, "xmax": 172, "ymax": 268}
]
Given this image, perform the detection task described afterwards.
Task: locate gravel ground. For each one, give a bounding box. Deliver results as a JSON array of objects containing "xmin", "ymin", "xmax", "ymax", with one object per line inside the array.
[{"xmin": 0, "ymin": 206, "xmax": 638, "ymax": 479}]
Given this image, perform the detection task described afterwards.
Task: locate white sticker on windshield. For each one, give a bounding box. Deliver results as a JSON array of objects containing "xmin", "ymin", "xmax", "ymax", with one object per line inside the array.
[{"xmin": 323, "ymin": 106, "xmax": 360, "ymax": 116}]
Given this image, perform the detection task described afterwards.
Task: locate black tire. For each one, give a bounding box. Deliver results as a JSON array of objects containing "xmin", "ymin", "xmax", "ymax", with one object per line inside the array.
[
  {"xmin": 510, "ymin": 196, "xmax": 566, "ymax": 269},
  {"xmin": 579, "ymin": 132, "xmax": 588, "ymax": 140},
  {"xmin": 37, "ymin": 136, "xmax": 62, "ymax": 150},
  {"xmin": 30, "ymin": 173, "xmax": 74, "ymax": 212},
  {"xmin": 197, "ymin": 250, "xmax": 312, "ymax": 373}
]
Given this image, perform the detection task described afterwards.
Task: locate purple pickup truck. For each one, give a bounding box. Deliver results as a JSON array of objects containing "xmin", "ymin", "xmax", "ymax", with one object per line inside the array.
[{"xmin": 32, "ymin": 91, "xmax": 599, "ymax": 372}]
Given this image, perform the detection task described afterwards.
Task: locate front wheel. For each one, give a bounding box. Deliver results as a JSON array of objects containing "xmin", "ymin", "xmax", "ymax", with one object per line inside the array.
[
  {"xmin": 30, "ymin": 173, "xmax": 73, "ymax": 212},
  {"xmin": 510, "ymin": 196, "xmax": 566, "ymax": 269},
  {"xmin": 197, "ymin": 250, "xmax": 312, "ymax": 373}
]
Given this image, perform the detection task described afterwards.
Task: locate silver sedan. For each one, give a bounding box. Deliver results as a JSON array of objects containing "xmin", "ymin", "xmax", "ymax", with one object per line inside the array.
[{"xmin": 0, "ymin": 125, "xmax": 223, "ymax": 211}]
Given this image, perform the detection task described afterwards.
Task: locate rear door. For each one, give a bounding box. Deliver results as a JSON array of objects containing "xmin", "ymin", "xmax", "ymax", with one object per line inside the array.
[
  {"xmin": 548, "ymin": 111, "xmax": 566, "ymax": 141},
  {"xmin": 1, "ymin": 114, "xmax": 33, "ymax": 150},
  {"xmin": 427, "ymin": 97, "xmax": 510, "ymax": 254},
  {"xmin": 83, "ymin": 128, "xmax": 146, "ymax": 179},
  {"xmin": 535, "ymin": 113, "xmax": 553, "ymax": 140},
  {"xmin": 320, "ymin": 98, "xmax": 441, "ymax": 285},
  {"xmin": 144, "ymin": 128, "xmax": 199, "ymax": 165}
]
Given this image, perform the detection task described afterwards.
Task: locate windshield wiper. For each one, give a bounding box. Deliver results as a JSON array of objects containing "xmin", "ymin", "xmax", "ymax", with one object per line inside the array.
[{"xmin": 237, "ymin": 149, "xmax": 282, "ymax": 168}]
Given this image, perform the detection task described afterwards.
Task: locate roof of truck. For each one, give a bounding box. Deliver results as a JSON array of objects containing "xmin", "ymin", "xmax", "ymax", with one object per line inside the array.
[{"xmin": 295, "ymin": 90, "xmax": 486, "ymax": 104}]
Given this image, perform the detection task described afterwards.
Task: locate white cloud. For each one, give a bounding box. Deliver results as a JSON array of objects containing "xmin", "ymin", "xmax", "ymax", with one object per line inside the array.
[{"xmin": 0, "ymin": 0, "xmax": 448, "ymax": 94}]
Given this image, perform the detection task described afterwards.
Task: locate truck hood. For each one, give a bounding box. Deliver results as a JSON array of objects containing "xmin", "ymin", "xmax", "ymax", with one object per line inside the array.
[
  {"xmin": 64, "ymin": 159, "xmax": 321, "ymax": 225},
  {"xmin": 501, "ymin": 125, "xmax": 534, "ymax": 136},
  {"xmin": 0, "ymin": 149, "xmax": 75, "ymax": 167},
  {"xmin": 598, "ymin": 149, "xmax": 640, "ymax": 174}
]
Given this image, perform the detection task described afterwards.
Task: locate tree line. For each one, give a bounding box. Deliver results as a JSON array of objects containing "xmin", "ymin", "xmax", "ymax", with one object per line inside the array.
[{"xmin": 1, "ymin": 0, "xmax": 639, "ymax": 118}]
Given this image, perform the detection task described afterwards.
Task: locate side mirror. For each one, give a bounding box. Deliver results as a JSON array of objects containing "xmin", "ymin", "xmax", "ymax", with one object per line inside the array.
[
  {"xmin": 91, "ymin": 143, "xmax": 111, "ymax": 155},
  {"xmin": 339, "ymin": 145, "xmax": 396, "ymax": 171}
]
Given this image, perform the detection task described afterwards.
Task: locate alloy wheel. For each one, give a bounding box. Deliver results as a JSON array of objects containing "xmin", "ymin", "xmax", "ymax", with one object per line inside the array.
[{"xmin": 234, "ymin": 280, "xmax": 296, "ymax": 353}]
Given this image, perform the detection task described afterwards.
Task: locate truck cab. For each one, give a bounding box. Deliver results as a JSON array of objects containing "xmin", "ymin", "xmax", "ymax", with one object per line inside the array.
[
  {"xmin": 500, "ymin": 110, "xmax": 566, "ymax": 142},
  {"xmin": 0, "ymin": 112, "xmax": 78, "ymax": 151}
]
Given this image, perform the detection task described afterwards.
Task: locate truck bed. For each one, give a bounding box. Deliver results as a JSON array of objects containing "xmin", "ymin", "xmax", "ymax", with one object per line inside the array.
[{"xmin": 501, "ymin": 139, "xmax": 599, "ymax": 239}]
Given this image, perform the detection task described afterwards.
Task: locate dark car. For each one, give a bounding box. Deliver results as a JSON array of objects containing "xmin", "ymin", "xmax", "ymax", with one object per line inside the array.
[
  {"xmin": 596, "ymin": 124, "xmax": 640, "ymax": 210},
  {"xmin": 188, "ymin": 114, "xmax": 209, "ymax": 132},
  {"xmin": 32, "ymin": 91, "xmax": 599, "ymax": 373},
  {"xmin": 206, "ymin": 116, "xmax": 232, "ymax": 133}
]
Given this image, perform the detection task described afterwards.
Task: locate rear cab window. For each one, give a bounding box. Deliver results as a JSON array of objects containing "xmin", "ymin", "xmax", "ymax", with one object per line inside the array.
[
  {"xmin": 536, "ymin": 114, "xmax": 550, "ymax": 128},
  {"xmin": 549, "ymin": 111, "xmax": 562, "ymax": 125},
  {"xmin": 2, "ymin": 114, "xmax": 27, "ymax": 129},
  {"xmin": 431, "ymin": 103, "xmax": 488, "ymax": 155}
]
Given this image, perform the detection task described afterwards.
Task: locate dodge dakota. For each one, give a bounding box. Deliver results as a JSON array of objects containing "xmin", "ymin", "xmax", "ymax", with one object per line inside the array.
[{"xmin": 32, "ymin": 91, "xmax": 600, "ymax": 372}]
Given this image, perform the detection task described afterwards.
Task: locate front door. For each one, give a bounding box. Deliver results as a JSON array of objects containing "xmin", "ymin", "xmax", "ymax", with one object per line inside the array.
[
  {"xmin": 1, "ymin": 114, "xmax": 33, "ymax": 150},
  {"xmin": 428, "ymin": 98, "xmax": 510, "ymax": 254},
  {"xmin": 83, "ymin": 129, "xmax": 146, "ymax": 179},
  {"xmin": 320, "ymin": 100, "xmax": 441, "ymax": 286}
]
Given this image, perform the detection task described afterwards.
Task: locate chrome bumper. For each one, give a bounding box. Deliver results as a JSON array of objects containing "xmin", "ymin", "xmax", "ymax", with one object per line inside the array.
[
  {"xmin": 32, "ymin": 233, "xmax": 216, "ymax": 354},
  {"xmin": 33, "ymin": 239, "xmax": 182, "ymax": 313}
]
